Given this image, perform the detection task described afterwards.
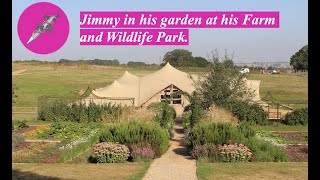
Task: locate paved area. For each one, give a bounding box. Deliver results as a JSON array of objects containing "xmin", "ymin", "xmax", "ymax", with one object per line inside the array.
[{"xmin": 143, "ymin": 120, "xmax": 197, "ymax": 180}]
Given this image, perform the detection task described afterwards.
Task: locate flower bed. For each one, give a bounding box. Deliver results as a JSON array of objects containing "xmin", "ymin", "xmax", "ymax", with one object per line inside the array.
[
  {"xmin": 35, "ymin": 122, "xmax": 103, "ymax": 140},
  {"xmin": 256, "ymin": 131, "xmax": 286, "ymax": 148},
  {"xmin": 12, "ymin": 142, "xmax": 59, "ymax": 163}
]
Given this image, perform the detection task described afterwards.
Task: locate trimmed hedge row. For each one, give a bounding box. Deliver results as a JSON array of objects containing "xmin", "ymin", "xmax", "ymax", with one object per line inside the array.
[{"xmin": 38, "ymin": 101, "xmax": 122, "ymax": 122}]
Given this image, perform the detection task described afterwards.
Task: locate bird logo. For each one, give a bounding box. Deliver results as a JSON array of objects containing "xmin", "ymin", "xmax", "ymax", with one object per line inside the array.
[{"xmin": 27, "ymin": 14, "xmax": 59, "ymax": 44}]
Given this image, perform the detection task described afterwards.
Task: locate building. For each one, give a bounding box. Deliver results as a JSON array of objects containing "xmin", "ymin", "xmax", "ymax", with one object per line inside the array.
[{"xmin": 84, "ymin": 62, "xmax": 261, "ymax": 111}]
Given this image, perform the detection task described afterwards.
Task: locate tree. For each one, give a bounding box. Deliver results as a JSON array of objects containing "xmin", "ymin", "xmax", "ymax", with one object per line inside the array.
[
  {"xmin": 267, "ymin": 66, "xmax": 275, "ymax": 70},
  {"xmin": 127, "ymin": 61, "xmax": 147, "ymax": 67},
  {"xmin": 290, "ymin": 45, "xmax": 308, "ymax": 71},
  {"xmin": 163, "ymin": 49, "xmax": 194, "ymax": 67},
  {"xmin": 196, "ymin": 49, "xmax": 253, "ymax": 109},
  {"xmin": 193, "ymin": 56, "xmax": 210, "ymax": 67}
]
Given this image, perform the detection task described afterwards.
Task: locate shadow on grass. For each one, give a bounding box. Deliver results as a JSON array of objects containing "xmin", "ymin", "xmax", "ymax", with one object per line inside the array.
[{"xmin": 12, "ymin": 169, "xmax": 61, "ymax": 180}]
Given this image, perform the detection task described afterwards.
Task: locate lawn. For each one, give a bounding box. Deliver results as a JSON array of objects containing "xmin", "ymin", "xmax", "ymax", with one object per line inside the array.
[
  {"xmin": 248, "ymin": 73, "xmax": 308, "ymax": 102},
  {"xmin": 12, "ymin": 162, "xmax": 151, "ymax": 180},
  {"xmin": 197, "ymin": 162, "xmax": 308, "ymax": 180}
]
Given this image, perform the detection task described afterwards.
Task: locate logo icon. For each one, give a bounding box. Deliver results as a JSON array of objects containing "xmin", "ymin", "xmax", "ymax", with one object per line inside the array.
[{"xmin": 18, "ymin": 2, "xmax": 69, "ymax": 54}]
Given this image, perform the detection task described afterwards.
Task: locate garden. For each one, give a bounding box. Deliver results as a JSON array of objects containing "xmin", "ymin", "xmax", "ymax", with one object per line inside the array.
[
  {"xmin": 12, "ymin": 60, "xmax": 308, "ymax": 179},
  {"xmin": 12, "ymin": 101, "xmax": 175, "ymax": 165}
]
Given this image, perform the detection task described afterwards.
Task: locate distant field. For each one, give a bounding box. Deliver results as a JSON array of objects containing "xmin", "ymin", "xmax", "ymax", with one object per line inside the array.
[
  {"xmin": 197, "ymin": 162, "xmax": 308, "ymax": 180},
  {"xmin": 12, "ymin": 63, "xmax": 308, "ymax": 109},
  {"xmin": 248, "ymin": 73, "xmax": 308, "ymax": 102}
]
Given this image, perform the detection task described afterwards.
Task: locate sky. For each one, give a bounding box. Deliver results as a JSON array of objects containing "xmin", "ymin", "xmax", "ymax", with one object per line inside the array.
[{"xmin": 12, "ymin": 0, "xmax": 308, "ymax": 64}]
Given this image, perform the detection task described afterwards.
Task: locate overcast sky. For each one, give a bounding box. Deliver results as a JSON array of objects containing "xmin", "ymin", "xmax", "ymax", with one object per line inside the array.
[{"xmin": 12, "ymin": 0, "xmax": 308, "ymax": 64}]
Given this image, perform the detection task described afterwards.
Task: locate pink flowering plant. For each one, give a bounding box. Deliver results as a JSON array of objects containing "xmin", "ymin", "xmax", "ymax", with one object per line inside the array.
[
  {"xmin": 129, "ymin": 143, "xmax": 155, "ymax": 161},
  {"xmin": 92, "ymin": 142, "xmax": 129, "ymax": 163},
  {"xmin": 218, "ymin": 143, "xmax": 252, "ymax": 162}
]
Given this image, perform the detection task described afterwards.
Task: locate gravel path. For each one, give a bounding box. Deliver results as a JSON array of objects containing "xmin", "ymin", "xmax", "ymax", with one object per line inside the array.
[{"xmin": 143, "ymin": 120, "xmax": 197, "ymax": 180}]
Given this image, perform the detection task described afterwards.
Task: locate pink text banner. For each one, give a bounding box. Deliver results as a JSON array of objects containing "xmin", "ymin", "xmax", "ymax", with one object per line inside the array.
[
  {"xmin": 80, "ymin": 29, "xmax": 189, "ymax": 45},
  {"xmin": 80, "ymin": 11, "xmax": 280, "ymax": 29}
]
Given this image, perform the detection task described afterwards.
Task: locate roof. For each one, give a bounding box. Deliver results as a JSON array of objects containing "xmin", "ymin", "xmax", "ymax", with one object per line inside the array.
[{"xmin": 88, "ymin": 62, "xmax": 260, "ymax": 106}]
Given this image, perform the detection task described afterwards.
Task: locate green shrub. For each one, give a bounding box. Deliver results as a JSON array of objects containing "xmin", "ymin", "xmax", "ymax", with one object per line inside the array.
[
  {"xmin": 99, "ymin": 121, "xmax": 169, "ymax": 157},
  {"xmin": 92, "ymin": 142, "xmax": 129, "ymax": 163},
  {"xmin": 182, "ymin": 112, "xmax": 191, "ymax": 129},
  {"xmin": 191, "ymin": 144, "xmax": 219, "ymax": 162},
  {"xmin": 189, "ymin": 93, "xmax": 204, "ymax": 127},
  {"xmin": 12, "ymin": 132, "xmax": 25, "ymax": 150},
  {"xmin": 187, "ymin": 123, "xmax": 240, "ymax": 149},
  {"xmin": 225, "ymin": 100, "xmax": 268, "ymax": 125},
  {"xmin": 240, "ymin": 137, "xmax": 287, "ymax": 162},
  {"xmin": 237, "ymin": 121, "xmax": 256, "ymax": 139},
  {"xmin": 148, "ymin": 102, "xmax": 175, "ymax": 137},
  {"xmin": 284, "ymin": 108, "xmax": 308, "ymax": 125},
  {"xmin": 12, "ymin": 120, "xmax": 29, "ymax": 131},
  {"xmin": 38, "ymin": 100, "xmax": 123, "ymax": 122},
  {"xmin": 187, "ymin": 123, "xmax": 287, "ymax": 162}
]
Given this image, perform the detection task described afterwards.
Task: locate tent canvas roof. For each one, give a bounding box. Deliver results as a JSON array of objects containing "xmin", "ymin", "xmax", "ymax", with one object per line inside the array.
[{"xmin": 88, "ymin": 62, "xmax": 260, "ymax": 106}]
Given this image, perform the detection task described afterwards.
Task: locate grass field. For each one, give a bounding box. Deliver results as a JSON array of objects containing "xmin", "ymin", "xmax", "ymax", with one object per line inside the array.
[
  {"xmin": 12, "ymin": 162, "xmax": 151, "ymax": 180},
  {"xmin": 197, "ymin": 162, "xmax": 308, "ymax": 180},
  {"xmin": 247, "ymin": 73, "xmax": 308, "ymax": 102},
  {"xmin": 12, "ymin": 63, "xmax": 308, "ymax": 109}
]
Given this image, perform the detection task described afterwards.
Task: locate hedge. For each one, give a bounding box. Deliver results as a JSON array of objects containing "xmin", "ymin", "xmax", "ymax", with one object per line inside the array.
[
  {"xmin": 284, "ymin": 108, "xmax": 308, "ymax": 125},
  {"xmin": 99, "ymin": 121, "xmax": 169, "ymax": 157},
  {"xmin": 187, "ymin": 122, "xmax": 287, "ymax": 162}
]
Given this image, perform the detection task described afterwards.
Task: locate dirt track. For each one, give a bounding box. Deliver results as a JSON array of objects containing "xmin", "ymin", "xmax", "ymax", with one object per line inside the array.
[{"xmin": 12, "ymin": 69, "xmax": 29, "ymax": 76}]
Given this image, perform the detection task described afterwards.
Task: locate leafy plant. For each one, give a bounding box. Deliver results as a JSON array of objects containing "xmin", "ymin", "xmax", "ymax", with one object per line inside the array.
[
  {"xmin": 23, "ymin": 124, "xmax": 50, "ymax": 138},
  {"xmin": 129, "ymin": 143, "xmax": 155, "ymax": 161},
  {"xmin": 196, "ymin": 49, "xmax": 253, "ymax": 109},
  {"xmin": 256, "ymin": 131, "xmax": 285, "ymax": 147},
  {"xmin": 189, "ymin": 92, "xmax": 203, "ymax": 127},
  {"xmin": 187, "ymin": 123, "xmax": 239, "ymax": 149},
  {"xmin": 191, "ymin": 144, "xmax": 219, "ymax": 162},
  {"xmin": 37, "ymin": 122, "xmax": 102, "ymax": 140},
  {"xmin": 218, "ymin": 143, "xmax": 252, "ymax": 162},
  {"xmin": 225, "ymin": 100, "xmax": 268, "ymax": 125},
  {"xmin": 187, "ymin": 122, "xmax": 287, "ymax": 162},
  {"xmin": 99, "ymin": 121, "xmax": 169, "ymax": 157},
  {"xmin": 92, "ymin": 142, "xmax": 129, "ymax": 163},
  {"xmin": 284, "ymin": 108, "xmax": 308, "ymax": 125},
  {"xmin": 182, "ymin": 112, "xmax": 191, "ymax": 129},
  {"xmin": 12, "ymin": 132, "xmax": 25, "ymax": 150},
  {"xmin": 148, "ymin": 102, "xmax": 175, "ymax": 137},
  {"xmin": 38, "ymin": 100, "xmax": 123, "ymax": 123},
  {"xmin": 59, "ymin": 131, "xmax": 100, "ymax": 163},
  {"xmin": 12, "ymin": 120, "xmax": 29, "ymax": 131}
]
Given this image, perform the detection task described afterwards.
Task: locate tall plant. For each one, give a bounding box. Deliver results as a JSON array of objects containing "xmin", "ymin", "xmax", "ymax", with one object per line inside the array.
[{"xmin": 196, "ymin": 49, "xmax": 253, "ymax": 109}]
